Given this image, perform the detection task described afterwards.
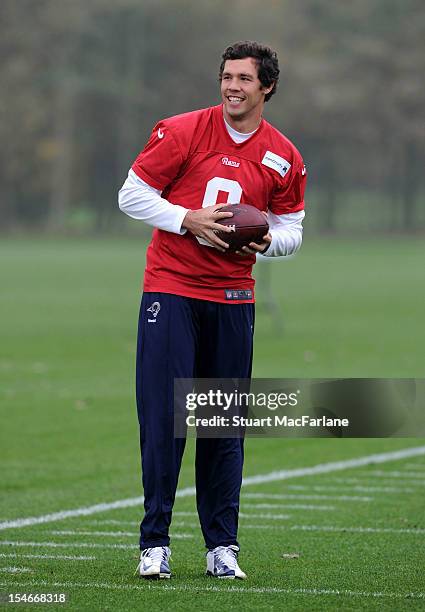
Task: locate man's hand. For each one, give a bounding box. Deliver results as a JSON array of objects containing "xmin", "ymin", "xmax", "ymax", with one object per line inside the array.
[
  {"xmin": 235, "ymin": 232, "xmax": 272, "ymax": 256},
  {"xmin": 182, "ymin": 203, "xmax": 234, "ymax": 252},
  {"xmin": 235, "ymin": 210, "xmax": 271, "ymax": 255}
]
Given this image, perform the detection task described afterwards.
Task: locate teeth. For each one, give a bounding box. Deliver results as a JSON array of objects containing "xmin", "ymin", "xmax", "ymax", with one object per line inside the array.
[{"xmin": 228, "ymin": 96, "xmax": 243, "ymax": 102}]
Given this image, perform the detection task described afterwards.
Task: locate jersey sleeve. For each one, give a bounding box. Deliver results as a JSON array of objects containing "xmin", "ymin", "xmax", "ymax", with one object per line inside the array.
[
  {"xmin": 269, "ymin": 154, "xmax": 307, "ymax": 216},
  {"xmin": 131, "ymin": 121, "xmax": 184, "ymax": 191}
]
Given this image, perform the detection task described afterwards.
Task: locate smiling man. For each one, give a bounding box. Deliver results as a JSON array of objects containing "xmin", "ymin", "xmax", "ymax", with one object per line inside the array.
[
  {"xmin": 118, "ymin": 41, "xmax": 307, "ymax": 580},
  {"xmin": 221, "ymin": 57, "xmax": 274, "ymax": 132}
]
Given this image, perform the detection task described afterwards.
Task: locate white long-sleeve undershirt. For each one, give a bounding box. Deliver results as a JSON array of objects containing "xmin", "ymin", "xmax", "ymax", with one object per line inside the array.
[
  {"xmin": 118, "ymin": 169, "xmax": 188, "ymax": 234},
  {"xmin": 118, "ymin": 169, "xmax": 304, "ymax": 257},
  {"xmin": 261, "ymin": 209, "xmax": 304, "ymax": 258}
]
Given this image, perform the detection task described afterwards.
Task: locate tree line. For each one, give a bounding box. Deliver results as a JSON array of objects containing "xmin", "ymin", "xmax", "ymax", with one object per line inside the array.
[{"xmin": 1, "ymin": 0, "xmax": 424, "ymax": 233}]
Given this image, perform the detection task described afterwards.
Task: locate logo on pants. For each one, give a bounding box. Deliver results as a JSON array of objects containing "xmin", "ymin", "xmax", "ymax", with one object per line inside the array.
[{"xmin": 147, "ymin": 301, "xmax": 161, "ymax": 323}]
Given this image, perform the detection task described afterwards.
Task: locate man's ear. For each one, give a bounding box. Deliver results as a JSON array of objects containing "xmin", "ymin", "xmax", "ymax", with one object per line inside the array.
[{"xmin": 262, "ymin": 82, "xmax": 274, "ymax": 96}]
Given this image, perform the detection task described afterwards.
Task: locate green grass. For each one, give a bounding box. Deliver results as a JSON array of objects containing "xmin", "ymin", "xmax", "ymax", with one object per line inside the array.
[{"xmin": 0, "ymin": 237, "xmax": 424, "ymax": 610}]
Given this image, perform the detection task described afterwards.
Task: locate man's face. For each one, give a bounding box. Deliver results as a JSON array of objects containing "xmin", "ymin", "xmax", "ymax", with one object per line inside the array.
[{"xmin": 220, "ymin": 58, "xmax": 272, "ymax": 128}]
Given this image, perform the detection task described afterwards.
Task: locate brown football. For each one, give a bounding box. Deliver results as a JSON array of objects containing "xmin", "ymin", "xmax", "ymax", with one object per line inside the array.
[{"xmin": 216, "ymin": 203, "xmax": 269, "ymax": 252}]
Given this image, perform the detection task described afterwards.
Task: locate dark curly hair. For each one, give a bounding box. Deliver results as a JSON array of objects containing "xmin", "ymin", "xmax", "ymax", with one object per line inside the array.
[{"xmin": 219, "ymin": 41, "xmax": 280, "ymax": 102}]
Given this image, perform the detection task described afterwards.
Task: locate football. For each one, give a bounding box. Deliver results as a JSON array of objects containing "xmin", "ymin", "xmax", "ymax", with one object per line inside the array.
[{"xmin": 216, "ymin": 203, "xmax": 269, "ymax": 252}]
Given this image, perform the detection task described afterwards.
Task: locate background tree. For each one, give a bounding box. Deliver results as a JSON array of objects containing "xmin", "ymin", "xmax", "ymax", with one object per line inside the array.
[{"xmin": 0, "ymin": 0, "xmax": 423, "ymax": 233}]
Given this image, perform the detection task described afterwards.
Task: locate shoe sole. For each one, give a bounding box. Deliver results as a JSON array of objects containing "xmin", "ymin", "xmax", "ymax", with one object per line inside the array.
[
  {"xmin": 206, "ymin": 571, "xmax": 246, "ymax": 580},
  {"xmin": 139, "ymin": 573, "xmax": 171, "ymax": 580}
]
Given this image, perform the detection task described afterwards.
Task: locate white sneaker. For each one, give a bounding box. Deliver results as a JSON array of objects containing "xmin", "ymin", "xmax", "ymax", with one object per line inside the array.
[
  {"xmin": 136, "ymin": 546, "xmax": 171, "ymax": 579},
  {"xmin": 206, "ymin": 545, "xmax": 247, "ymax": 579}
]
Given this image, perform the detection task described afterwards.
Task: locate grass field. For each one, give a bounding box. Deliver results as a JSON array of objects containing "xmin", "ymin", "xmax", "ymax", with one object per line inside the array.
[{"xmin": 1, "ymin": 236, "xmax": 425, "ymax": 610}]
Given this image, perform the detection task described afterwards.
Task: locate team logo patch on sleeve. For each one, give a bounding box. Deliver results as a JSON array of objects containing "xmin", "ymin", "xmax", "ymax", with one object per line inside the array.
[
  {"xmin": 261, "ymin": 151, "xmax": 291, "ymax": 177},
  {"xmin": 224, "ymin": 290, "xmax": 253, "ymax": 301}
]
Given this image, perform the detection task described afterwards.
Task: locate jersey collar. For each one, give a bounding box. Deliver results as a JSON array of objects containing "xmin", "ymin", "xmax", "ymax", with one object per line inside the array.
[{"xmin": 214, "ymin": 105, "xmax": 264, "ymax": 148}]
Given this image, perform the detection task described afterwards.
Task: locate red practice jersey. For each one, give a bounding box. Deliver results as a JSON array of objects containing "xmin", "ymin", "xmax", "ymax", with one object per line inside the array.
[{"xmin": 132, "ymin": 104, "xmax": 306, "ymax": 303}]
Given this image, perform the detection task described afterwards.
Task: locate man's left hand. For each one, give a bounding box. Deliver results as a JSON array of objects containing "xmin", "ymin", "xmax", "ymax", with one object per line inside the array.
[{"xmin": 235, "ymin": 232, "xmax": 272, "ymax": 256}]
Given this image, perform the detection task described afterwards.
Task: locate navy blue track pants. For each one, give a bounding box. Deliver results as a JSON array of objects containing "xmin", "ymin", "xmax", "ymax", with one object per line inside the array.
[{"xmin": 136, "ymin": 292, "xmax": 254, "ymax": 550}]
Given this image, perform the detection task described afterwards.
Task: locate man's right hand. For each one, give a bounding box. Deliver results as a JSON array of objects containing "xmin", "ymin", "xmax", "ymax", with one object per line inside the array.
[{"xmin": 181, "ymin": 203, "xmax": 234, "ymax": 252}]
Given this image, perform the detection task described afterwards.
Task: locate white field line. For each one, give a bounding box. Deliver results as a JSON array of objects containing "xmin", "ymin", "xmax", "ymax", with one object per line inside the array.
[
  {"xmin": 50, "ymin": 530, "xmax": 193, "ymax": 539},
  {"xmin": 329, "ymin": 477, "xmax": 425, "ymax": 487},
  {"xmin": 88, "ymin": 520, "xmax": 136, "ymax": 526},
  {"xmin": 228, "ymin": 524, "xmax": 425, "ymax": 534},
  {"xmin": 169, "ymin": 521, "xmax": 279, "ymax": 530},
  {"xmin": 168, "ymin": 521, "xmax": 425, "ymax": 535},
  {"xmin": 50, "ymin": 530, "xmax": 140, "ymax": 537},
  {"xmin": 85, "ymin": 514, "xmax": 309, "ymax": 528},
  {"xmin": 173, "ymin": 504, "xmax": 291, "ymax": 519},
  {"xmin": 0, "ymin": 552, "xmax": 95, "ymax": 560},
  {"xmin": 357, "ymin": 470, "xmax": 425, "ymax": 479},
  {"xmin": 0, "ymin": 567, "xmax": 32, "ymax": 574},
  {"xmin": 1, "ymin": 580, "xmax": 424, "ymax": 601},
  {"xmin": 0, "ymin": 494, "xmax": 175, "ymax": 532},
  {"xmin": 0, "ymin": 541, "xmax": 139, "ymax": 550},
  {"xmin": 241, "ymin": 513, "xmax": 291, "ymax": 520},
  {"xmin": 173, "ymin": 510, "xmax": 294, "ymax": 520},
  {"xmin": 1, "ymin": 445, "xmax": 424, "ymax": 532},
  {"xmin": 286, "ymin": 484, "xmax": 418, "ymax": 494},
  {"xmin": 0, "ymin": 540, "xmax": 135, "ymax": 550},
  {"xmin": 164, "ymin": 510, "xmax": 293, "ymax": 520},
  {"xmin": 82, "ymin": 519, "xmax": 201, "ymax": 528},
  {"xmin": 243, "ymin": 492, "xmax": 373, "ymax": 502},
  {"xmin": 240, "ymin": 446, "xmax": 425, "ymax": 485},
  {"xmin": 83, "ymin": 495, "xmax": 371, "ymax": 532},
  {"xmin": 291, "ymin": 525, "xmax": 425, "ymax": 535},
  {"xmin": 242, "ymin": 503, "xmax": 335, "ymax": 511}
]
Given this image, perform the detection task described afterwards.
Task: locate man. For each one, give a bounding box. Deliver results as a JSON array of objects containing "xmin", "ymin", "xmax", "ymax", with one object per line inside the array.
[{"xmin": 118, "ymin": 41, "xmax": 306, "ymax": 580}]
